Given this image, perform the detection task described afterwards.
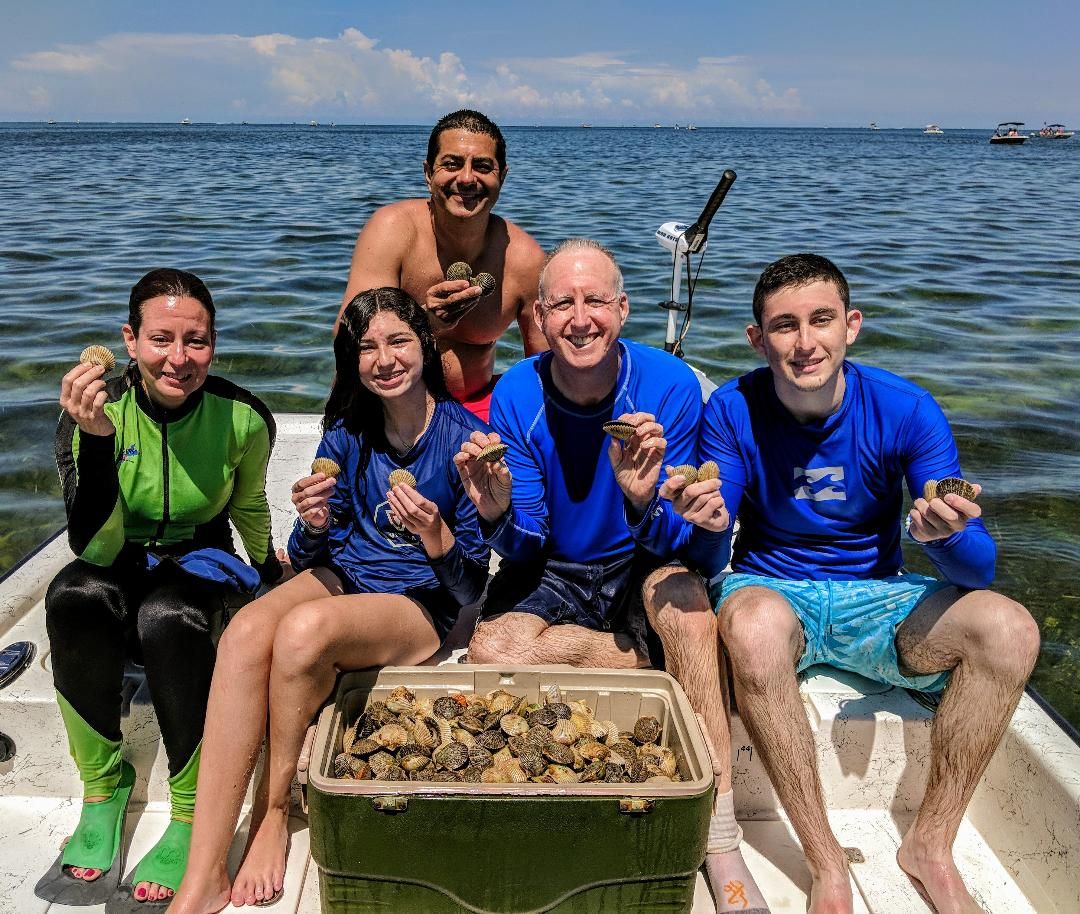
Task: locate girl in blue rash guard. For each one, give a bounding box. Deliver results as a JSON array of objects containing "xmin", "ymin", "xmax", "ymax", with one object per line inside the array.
[{"xmin": 168, "ymin": 288, "xmax": 488, "ymax": 914}]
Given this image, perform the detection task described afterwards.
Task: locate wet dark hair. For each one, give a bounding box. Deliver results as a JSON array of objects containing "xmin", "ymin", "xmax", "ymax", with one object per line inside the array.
[
  {"xmin": 324, "ymin": 287, "xmax": 451, "ymax": 440},
  {"xmin": 128, "ymin": 268, "xmax": 216, "ymax": 336},
  {"xmin": 752, "ymin": 254, "xmax": 850, "ymax": 325},
  {"xmin": 426, "ymin": 109, "xmax": 506, "ymax": 172}
]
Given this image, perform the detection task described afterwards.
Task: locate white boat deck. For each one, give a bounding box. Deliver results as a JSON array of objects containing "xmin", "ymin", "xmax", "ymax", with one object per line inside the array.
[{"xmin": 1, "ymin": 413, "xmax": 1077, "ymax": 913}]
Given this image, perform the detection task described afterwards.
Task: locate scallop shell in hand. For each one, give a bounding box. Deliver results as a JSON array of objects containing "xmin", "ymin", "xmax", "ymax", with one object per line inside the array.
[
  {"xmin": 446, "ymin": 262, "xmax": 473, "ymax": 282},
  {"xmin": 79, "ymin": 345, "xmax": 116, "ymax": 372},
  {"xmin": 311, "ymin": 458, "xmax": 341, "ymax": 479},
  {"xmin": 388, "ymin": 468, "xmax": 417, "ymax": 489},
  {"xmin": 923, "ymin": 477, "xmax": 977, "ymax": 502},
  {"xmin": 476, "ymin": 442, "xmax": 508, "ymax": 463},
  {"xmin": 602, "ymin": 420, "xmax": 635, "ymax": 441}
]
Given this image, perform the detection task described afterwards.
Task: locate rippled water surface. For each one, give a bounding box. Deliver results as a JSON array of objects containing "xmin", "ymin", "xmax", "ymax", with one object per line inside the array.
[{"xmin": 1, "ymin": 124, "xmax": 1077, "ymax": 725}]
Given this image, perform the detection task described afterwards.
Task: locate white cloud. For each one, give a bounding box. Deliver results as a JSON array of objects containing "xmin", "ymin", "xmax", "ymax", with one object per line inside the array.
[{"xmin": 0, "ymin": 28, "xmax": 804, "ymax": 122}]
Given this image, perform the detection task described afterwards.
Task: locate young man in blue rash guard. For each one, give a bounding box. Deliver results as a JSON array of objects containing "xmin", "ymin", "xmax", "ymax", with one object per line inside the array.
[
  {"xmin": 454, "ymin": 238, "xmax": 702, "ymax": 668},
  {"xmin": 647, "ymin": 253, "xmax": 1039, "ymax": 914}
]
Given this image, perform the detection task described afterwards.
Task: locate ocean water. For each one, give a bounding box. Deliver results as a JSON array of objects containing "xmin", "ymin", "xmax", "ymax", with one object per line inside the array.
[{"xmin": 1, "ymin": 123, "xmax": 1077, "ymax": 726}]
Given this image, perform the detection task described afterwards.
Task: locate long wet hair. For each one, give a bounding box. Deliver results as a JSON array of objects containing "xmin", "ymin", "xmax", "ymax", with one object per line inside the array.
[
  {"xmin": 324, "ymin": 287, "xmax": 451, "ymax": 443},
  {"xmin": 123, "ymin": 267, "xmax": 217, "ymax": 387}
]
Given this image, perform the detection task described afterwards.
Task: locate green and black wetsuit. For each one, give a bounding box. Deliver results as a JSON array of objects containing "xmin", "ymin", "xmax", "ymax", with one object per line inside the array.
[{"xmin": 46, "ymin": 371, "xmax": 279, "ymax": 806}]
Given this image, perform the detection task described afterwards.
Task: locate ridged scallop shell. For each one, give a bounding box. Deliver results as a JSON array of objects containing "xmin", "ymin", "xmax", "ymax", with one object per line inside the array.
[
  {"xmin": 79, "ymin": 345, "xmax": 116, "ymax": 372},
  {"xmin": 456, "ymin": 714, "xmax": 487, "ymax": 734},
  {"xmin": 600, "ymin": 720, "xmax": 620, "ymax": 744},
  {"xmin": 569, "ymin": 700, "xmax": 594, "ymax": 718},
  {"xmin": 311, "ymin": 457, "xmax": 341, "ymax": 479},
  {"xmin": 368, "ymin": 751, "xmax": 396, "ymax": 775},
  {"xmin": 550, "ymin": 718, "xmax": 579, "ymax": 745},
  {"xmin": 578, "ymin": 740, "xmax": 610, "ymax": 762},
  {"xmin": 474, "ymin": 729, "xmax": 506, "ymax": 752},
  {"xmin": 570, "ymin": 711, "xmax": 594, "ymax": 736},
  {"xmin": 436, "ymin": 717, "xmax": 453, "ymax": 746},
  {"xmin": 373, "ymin": 723, "xmax": 410, "ymax": 749},
  {"xmin": 341, "ymin": 723, "xmax": 358, "ymax": 754},
  {"xmin": 451, "ymin": 727, "xmax": 476, "ymax": 747},
  {"xmin": 446, "ymin": 261, "xmax": 473, "ymax": 282},
  {"xmin": 467, "ymin": 746, "xmax": 494, "ymax": 770},
  {"xmin": 497, "ymin": 760, "xmax": 528, "ymax": 783},
  {"xmin": 580, "ymin": 761, "xmax": 606, "ymax": 782},
  {"xmin": 544, "ymin": 764, "xmax": 580, "ymax": 784},
  {"xmin": 487, "ymin": 690, "xmax": 518, "ymax": 715},
  {"xmin": 545, "ymin": 683, "xmax": 564, "ymax": 705},
  {"xmin": 547, "ymin": 702, "xmax": 572, "ymax": 720},
  {"xmin": 410, "ymin": 718, "xmax": 436, "ymax": 748},
  {"xmin": 474, "ymin": 272, "xmax": 496, "ymax": 296},
  {"xmin": 499, "ymin": 713, "xmax": 529, "ymax": 737},
  {"xmin": 400, "ymin": 752, "xmax": 432, "ymax": 772},
  {"xmin": 476, "ymin": 442, "xmax": 508, "ymax": 463},
  {"xmin": 542, "ymin": 742, "xmax": 575, "ymax": 766},
  {"xmin": 333, "ymin": 752, "xmax": 353, "ymax": 778},
  {"xmin": 602, "ymin": 420, "xmax": 635, "ymax": 441},
  {"xmin": 697, "ymin": 461, "xmax": 720, "ymax": 481},
  {"xmin": 924, "ymin": 477, "xmax": 977, "ymax": 502},
  {"xmin": 481, "ymin": 766, "xmax": 507, "ymax": 783},
  {"xmin": 388, "ymin": 468, "xmax": 417, "ymax": 489},
  {"xmin": 517, "ymin": 745, "xmax": 546, "ymax": 776},
  {"xmin": 432, "ymin": 696, "xmax": 463, "ymax": 720},
  {"xmin": 666, "ymin": 465, "xmax": 699, "ymax": 484}
]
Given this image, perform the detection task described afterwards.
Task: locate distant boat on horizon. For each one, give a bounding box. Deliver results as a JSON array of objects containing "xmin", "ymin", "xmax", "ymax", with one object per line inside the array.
[
  {"xmin": 686, "ymin": 123, "xmax": 697, "ymax": 131},
  {"xmin": 869, "ymin": 122, "xmax": 880, "ymax": 130},
  {"xmin": 923, "ymin": 124, "xmax": 944, "ymax": 135},
  {"xmin": 180, "ymin": 117, "xmax": 192, "ymax": 127},
  {"xmin": 990, "ymin": 121, "xmax": 1026, "ymax": 145}
]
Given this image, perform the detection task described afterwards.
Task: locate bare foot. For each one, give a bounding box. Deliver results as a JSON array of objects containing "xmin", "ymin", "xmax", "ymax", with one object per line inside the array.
[
  {"xmin": 231, "ymin": 807, "xmax": 289, "ymax": 906},
  {"xmin": 705, "ymin": 847, "xmax": 770, "ymax": 911},
  {"xmin": 897, "ymin": 842, "xmax": 985, "ymax": 914},
  {"xmin": 135, "ymin": 880, "xmax": 175, "ymax": 903},
  {"xmin": 164, "ymin": 871, "xmax": 231, "ymax": 914},
  {"xmin": 806, "ymin": 866, "xmax": 853, "ymax": 914},
  {"xmin": 66, "ymin": 795, "xmax": 108, "ymax": 882}
]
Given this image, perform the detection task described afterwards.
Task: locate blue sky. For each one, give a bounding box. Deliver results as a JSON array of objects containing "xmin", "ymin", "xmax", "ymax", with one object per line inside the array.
[{"xmin": 2, "ymin": 0, "xmax": 1077, "ymax": 126}]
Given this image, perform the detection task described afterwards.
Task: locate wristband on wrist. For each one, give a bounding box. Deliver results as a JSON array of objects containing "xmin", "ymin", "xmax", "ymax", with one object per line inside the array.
[{"xmin": 300, "ymin": 516, "xmax": 330, "ymax": 535}]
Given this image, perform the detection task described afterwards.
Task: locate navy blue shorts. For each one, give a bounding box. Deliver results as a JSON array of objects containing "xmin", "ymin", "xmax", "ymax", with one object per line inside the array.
[
  {"xmin": 480, "ymin": 551, "xmax": 665, "ymax": 663},
  {"xmin": 330, "ymin": 563, "xmax": 459, "ymax": 642}
]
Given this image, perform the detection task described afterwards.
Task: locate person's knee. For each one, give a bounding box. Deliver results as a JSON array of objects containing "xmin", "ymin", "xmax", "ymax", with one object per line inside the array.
[
  {"xmin": 272, "ymin": 602, "xmax": 334, "ymax": 672},
  {"xmin": 468, "ymin": 618, "xmax": 528, "ymax": 664},
  {"xmin": 46, "ymin": 560, "xmax": 118, "ymax": 625},
  {"xmin": 718, "ymin": 591, "xmax": 799, "ymax": 680},
  {"xmin": 642, "ymin": 566, "xmax": 711, "ymax": 634},
  {"xmin": 966, "ymin": 593, "xmax": 1040, "ymax": 679},
  {"xmin": 217, "ymin": 605, "xmax": 276, "ymax": 672},
  {"xmin": 137, "ymin": 589, "xmax": 203, "ymax": 649}
]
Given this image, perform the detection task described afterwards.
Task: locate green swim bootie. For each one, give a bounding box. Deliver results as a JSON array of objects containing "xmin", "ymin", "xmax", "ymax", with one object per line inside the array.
[{"xmin": 60, "ymin": 760, "xmax": 137, "ymax": 873}]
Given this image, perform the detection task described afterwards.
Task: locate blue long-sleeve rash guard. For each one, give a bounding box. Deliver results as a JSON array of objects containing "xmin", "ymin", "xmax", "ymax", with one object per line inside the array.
[
  {"xmin": 484, "ymin": 339, "xmax": 703, "ymax": 564},
  {"xmin": 288, "ymin": 399, "xmax": 490, "ymax": 607},
  {"xmin": 684, "ymin": 362, "xmax": 996, "ymax": 590}
]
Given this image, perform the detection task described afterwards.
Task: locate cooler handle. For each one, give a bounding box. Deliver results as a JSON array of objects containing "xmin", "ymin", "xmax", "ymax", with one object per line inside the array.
[{"xmin": 297, "ymin": 722, "xmax": 317, "ymax": 786}]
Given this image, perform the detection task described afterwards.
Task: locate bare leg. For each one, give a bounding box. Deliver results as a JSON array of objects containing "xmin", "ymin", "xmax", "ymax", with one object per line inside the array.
[
  {"xmin": 895, "ymin": 588, "xmax": 1039, "ymax": 914},
  {"xmin": 230, "ymin": 592, "xmax": 441, "ymax": 907},
  {"xmin": 165, "ymin": 571, "xmax": 337, "ymax": 914},
  {"xmin": 642, "ymin": 566, "xmax": 769, "ymax": 913},
  {"xmin": 719, "ymin": 587, "xmax": 851, "ymax": 914},
  {"xmin": 468, "ymin": 611, "xmax": 647, "ymax": 667}
]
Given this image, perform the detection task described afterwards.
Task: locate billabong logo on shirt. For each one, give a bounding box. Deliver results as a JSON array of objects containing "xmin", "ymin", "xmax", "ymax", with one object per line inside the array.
[
  {"xmin": 120, "ymin": 445, "xmax": 139, "ymax": 463},
  {"xmin": 794, "ymin": 466, "xmax": 846, "ymax": 501}
]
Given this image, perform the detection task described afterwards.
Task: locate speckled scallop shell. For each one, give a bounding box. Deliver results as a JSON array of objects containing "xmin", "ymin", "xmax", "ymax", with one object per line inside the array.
[
  {"xmin": 432, "ymin": 696, "xmax": 463, "ymax": 720},
  {"xmin": 311, "ymin": 457, "xmax": 341, "ymax": 479},
  {"xmin": 474, "ymin": 272, "xmax": 496, "ymax": 296},
  {"xmin": 602, "ymin": 420, "xmax": 635, "ymax": 441},
  {"xmin": 523, "ymin": 725, "xmax": 551, "ymax": 747},
  {"xmin": 697, "ymin": 461, "xmax": 720, "ymax": 481},
  {"xmin": 446, "ymin": 261, "xmax": 473, "ymax": 282},
  {"xmin": 923, "ymin": 477, "xmax": 977, "ymax": 502},
  {"xmin": 433, "ymin": 741, "xmax": 470, "ymax": 771},
  {"xmin": 517, "ymin": 745, "xmax": 546, "ymax": 776},
  {"xmin": 580, "ymin": 760, "xmax": 606, "ymax": 782},
  {"xmin": 633, "ymin": 716, "xmax": 662, "ymax": 745},
  {"xmin": 474, "ymin": 729, "xmax": 506, "ymax": 752},
  {"xmin": 665, "ymin": 465, "xmax": 699, "ymax": 484},
  {"xmin": 467, "ymin": 746, "xmax": 495, "ymax": 770},
  {"xmin": 388, "ymin": 468, "xmax": 417, "ymax": 489},
  {"xmin": 542, "ymin": 742, "xmax": 575, "ymax": 766},
  {"xmin": 476, "ymin": 442, "xmax": 509, "ymax": 463},
  {"xmin": 367, "ymin": 751, "xmax": 396, "ymax": 776},
  {"xmin": 79, "ymin": 345, "xmax": 116, "ymax": 372},
  {"xmin": 546, "ymin": 702, "xmax": 572, "ymax": 720},
  {"xmin": 351, "ymin": 737, "xmax": 381, "ymax": 758},
  {"xmin": 400, "ymin": 751, "xmax": 433, "ymax": 773},
  {"xmin": 526, "ymin": 707, "xmax": 558, "ymax": 729},
  {"xmin": 578, "ymin": 740, "xmax": 610, "ymax": 762},
  {"xmin": 333, "ymin": 752, "xmax": 353, "ymax": 778}
]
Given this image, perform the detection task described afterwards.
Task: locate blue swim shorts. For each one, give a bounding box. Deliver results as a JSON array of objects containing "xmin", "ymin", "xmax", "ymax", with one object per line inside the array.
[
  {"xmin": 480, "ymin": 551, "xmax": 665, "ymax": 663},
  {"xmin": 713, "ymin": 572, "xmax": 953, "ymax": 693}
]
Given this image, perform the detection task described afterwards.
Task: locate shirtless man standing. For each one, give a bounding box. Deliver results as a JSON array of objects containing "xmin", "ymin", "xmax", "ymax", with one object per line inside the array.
[{"xmin": 336, "ymin": 109, "xmax": 547, "ymax": 421}]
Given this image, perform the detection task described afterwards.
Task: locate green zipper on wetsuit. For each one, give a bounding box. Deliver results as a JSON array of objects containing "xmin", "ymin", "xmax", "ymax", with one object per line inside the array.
[{"xmin": 151, "ymin": 419, "xmax": 170, "ymax": 546}]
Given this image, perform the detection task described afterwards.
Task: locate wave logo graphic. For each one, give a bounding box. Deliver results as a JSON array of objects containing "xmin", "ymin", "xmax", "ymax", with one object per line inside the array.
[
  {"xmin": 120, "ymin": 444, "xmax": 139, "ymax": 463},
  {"xmin": 794, "ymin": 466, "xmax": 846, "ymax": 501}
]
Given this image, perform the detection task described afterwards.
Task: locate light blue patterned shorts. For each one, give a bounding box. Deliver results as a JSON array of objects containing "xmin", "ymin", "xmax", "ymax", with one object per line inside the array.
[{"xmin": 713, "ymin": 572, "xmax": 953, "ymax": 694}]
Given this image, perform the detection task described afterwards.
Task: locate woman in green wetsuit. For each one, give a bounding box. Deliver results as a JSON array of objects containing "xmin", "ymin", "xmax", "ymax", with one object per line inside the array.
[{"xmin": 36, "ymin": 268, "xmax": 287, "ymax": 908}]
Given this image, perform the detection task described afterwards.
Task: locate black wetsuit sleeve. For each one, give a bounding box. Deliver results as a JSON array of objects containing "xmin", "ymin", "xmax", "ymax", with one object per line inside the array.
[
  {"xmin": 55, "ymin": 410, "xmax": 124, "ymax": 563},
  {"xmin": 428, "ymin": 541, "xmax": 488, "ymax": 607}
]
